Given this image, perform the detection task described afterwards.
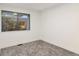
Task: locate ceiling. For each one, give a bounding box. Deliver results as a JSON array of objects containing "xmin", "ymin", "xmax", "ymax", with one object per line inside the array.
[{"xmin": 0, "ymin": 3, "xmax": 62, "ymax": 11}]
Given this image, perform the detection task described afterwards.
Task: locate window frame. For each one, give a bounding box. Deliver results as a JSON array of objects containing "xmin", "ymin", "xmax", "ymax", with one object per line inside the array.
[{"xmin": 1, "ymin": 10, "xmax": 30, "ymax": 32}]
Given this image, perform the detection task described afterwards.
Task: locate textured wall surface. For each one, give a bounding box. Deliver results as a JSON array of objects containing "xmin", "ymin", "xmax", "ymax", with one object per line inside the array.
[{"xmin": 0, "ymin": 40, "xmax": 78, "ymax": 56}]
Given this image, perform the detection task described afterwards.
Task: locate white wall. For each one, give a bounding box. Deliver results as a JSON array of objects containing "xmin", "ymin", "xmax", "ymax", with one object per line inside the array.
[
  {"xmin": 0, "ymin": 6, "xmax": 40, "ymax": 49},
  {"xmin": 41, "ymin": 4, "xmax": 79, "ymax": 54}
]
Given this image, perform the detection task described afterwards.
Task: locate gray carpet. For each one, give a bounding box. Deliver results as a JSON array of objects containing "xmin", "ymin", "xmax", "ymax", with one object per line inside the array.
[{"xmin": 0, "ymin": 40, "xmax": 78, "ymax": 56}]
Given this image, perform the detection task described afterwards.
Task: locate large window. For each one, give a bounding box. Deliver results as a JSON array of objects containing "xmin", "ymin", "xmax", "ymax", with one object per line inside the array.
[{"xmin": 1, "ymin": 10, "xmax": 30, "ymax": 32}]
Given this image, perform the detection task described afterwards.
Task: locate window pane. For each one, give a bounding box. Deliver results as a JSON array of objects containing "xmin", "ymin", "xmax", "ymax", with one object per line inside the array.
[
  {"xmin": 2, "ymin": 11, "xmax": 17, "ymax": 32},
  {"xmin": 17, "ymin": 13, "xmax": 30, "ymax": 30}
]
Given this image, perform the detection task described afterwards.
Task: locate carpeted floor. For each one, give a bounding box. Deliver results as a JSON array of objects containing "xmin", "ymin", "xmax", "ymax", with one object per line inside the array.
[{"xmin": 0, "ymin": 40, "xmax": 78, "ymax": 56}]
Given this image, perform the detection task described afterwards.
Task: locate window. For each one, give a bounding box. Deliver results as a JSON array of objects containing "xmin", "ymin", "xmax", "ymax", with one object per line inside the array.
[{"xmin": 1, "ymin": 10, "xmax": 30, "ymax": 32}]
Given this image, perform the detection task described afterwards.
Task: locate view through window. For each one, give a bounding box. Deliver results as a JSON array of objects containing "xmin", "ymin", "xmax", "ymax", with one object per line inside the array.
[{"xmin": 1, "ymin": 10, "xmax": 30, "ymax": 32}]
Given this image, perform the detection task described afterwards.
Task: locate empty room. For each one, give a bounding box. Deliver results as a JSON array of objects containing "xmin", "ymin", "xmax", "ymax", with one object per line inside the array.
[{"xmin": 0, "ymin": 3, "xmax": 79, "ymax": 56}]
